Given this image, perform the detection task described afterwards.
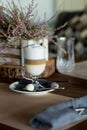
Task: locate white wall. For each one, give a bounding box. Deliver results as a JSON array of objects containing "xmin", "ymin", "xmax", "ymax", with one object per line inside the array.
[
  {"xmin": 0, "ymin": 0, "xmax": 56, "ymax": 22},
  {"xmin": 34, "ymin": 0, "xmax": 56, "ymax": 21}
]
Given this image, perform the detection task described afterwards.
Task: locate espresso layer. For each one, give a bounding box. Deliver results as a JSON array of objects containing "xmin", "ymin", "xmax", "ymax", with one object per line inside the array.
[{"xmin": 25, "ymin": 59, "xmax": 46, "ymax": 65}]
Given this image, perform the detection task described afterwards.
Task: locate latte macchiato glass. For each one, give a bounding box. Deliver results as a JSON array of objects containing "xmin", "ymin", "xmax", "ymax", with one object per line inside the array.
[{"xmin": 22, "ymin": 43, "xmax": 46, "ymax": 91}]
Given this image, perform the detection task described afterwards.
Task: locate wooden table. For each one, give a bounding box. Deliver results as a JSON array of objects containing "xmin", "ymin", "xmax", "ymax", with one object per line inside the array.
[
  {"xmin": 0, "ymin": 70, "xmax": 87, "ymax": 130},
  {"xmin": 47, "ymin": 72, "xmax": 87, "ymax": 98}
]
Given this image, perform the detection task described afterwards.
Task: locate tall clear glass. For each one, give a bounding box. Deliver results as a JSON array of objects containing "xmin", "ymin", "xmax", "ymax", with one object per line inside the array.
[
  {"xmin": 22, "ymin": 43, "xmax": 46, "ymax": 91},
  {"xmin": 56, "ymin": 37, "xmax": 75, "ymax": 73}
]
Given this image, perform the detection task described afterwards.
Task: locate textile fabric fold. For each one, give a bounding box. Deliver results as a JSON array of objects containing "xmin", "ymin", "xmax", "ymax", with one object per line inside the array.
[{"xmin": 29, "ymin": 96, "xmax": 87, "ymax": 130}]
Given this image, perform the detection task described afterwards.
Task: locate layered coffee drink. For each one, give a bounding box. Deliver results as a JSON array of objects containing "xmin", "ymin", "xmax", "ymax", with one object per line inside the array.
[{"xmin": 24, "ymin": 45, "xmax": 46, "ymax": 76}]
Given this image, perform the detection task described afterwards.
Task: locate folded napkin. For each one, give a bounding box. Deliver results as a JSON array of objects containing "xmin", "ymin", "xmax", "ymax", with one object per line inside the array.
[{"xmin": 29, "ymin": 96, "xmax": 87, "ymax": 130}]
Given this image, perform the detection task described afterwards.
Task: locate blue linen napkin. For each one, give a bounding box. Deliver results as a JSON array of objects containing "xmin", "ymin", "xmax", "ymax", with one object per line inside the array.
[{"xmin": 29, "ymin": 96, "xmax": 87, "ymax": 130}]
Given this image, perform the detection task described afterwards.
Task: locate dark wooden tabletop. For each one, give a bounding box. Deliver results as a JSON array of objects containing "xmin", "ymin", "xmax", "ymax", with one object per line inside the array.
[
  {"xmin": 0, "ymin": 70, "xmax": 87, "ymax": 130},
  {"xmin": 47, "ymin": 72, "xmax": 87, "ymax": 98}
]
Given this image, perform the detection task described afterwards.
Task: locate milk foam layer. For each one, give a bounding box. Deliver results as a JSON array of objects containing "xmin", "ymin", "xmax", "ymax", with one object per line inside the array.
[{"xmin": 24, "ymin": 45, "xmax": 45, "ymax": 60}]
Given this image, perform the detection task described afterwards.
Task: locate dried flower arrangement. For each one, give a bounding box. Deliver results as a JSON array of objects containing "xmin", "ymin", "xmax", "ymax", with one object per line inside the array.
[
  {"xmin": 0, "ymin": 0, "xmax": 56, "ymax": 46},
  {"xmin": 0, "ymin": 0, "xmax": 67, "ymax": 47}
]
